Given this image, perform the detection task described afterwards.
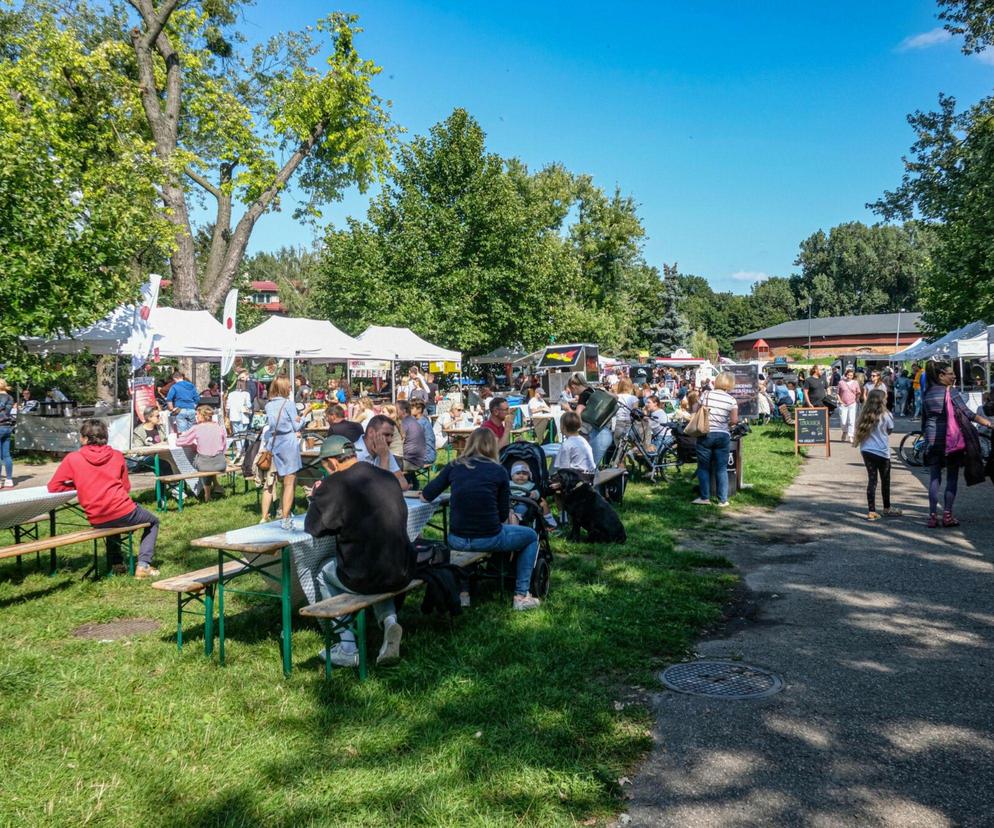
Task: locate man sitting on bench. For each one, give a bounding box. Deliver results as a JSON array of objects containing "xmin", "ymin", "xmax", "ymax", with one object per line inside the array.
[
  {"xmin": 48, "ymin": 419, "xmax": 161, "ymax": 578},
  {"xmin": 304, "ymin": 436, "xmax": 415, "ymax": 668}
]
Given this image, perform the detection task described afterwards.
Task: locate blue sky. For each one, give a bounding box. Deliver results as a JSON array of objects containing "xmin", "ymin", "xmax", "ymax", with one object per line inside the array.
[{"xmin": 236, "ymin": 1, "xmax": 993, "ymax": 294}]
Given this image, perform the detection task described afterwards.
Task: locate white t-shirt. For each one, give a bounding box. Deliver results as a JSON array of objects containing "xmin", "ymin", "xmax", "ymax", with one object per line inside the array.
[
  {"xmin": 555, "ymin": 435, "xmax": 596, "ymax": 473},
  {"xmin": 701, "ymin": 390, "xmax": 737, "ymax": 433},
  {"xmin": 860, "ymin": 411, "xmax": 893, "ymax": 459},
  {"xmin": 226, "ymin": 390, "xmax": 252, "ymax": 425},
  {"xmin": 353, "ymin": 435, "xmax": 401, "ymax": 473}
]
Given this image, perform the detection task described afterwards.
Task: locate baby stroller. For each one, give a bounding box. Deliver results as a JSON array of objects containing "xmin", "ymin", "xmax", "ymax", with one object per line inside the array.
[{"xmin": 487, "ymin": 441, "xmax": 554, "ymax": 598}]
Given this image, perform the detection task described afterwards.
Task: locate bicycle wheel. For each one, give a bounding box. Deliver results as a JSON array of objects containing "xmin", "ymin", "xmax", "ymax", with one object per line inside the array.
[{"xmin": 899, "ymin": 431, "xmax": 924, "ymax": 466}]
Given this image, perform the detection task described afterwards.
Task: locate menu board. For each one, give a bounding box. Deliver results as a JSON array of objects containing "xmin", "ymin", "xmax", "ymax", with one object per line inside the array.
[
  {"xmin": 795, "ymin": 407, "xmax": 830, "ymax": 456},
  {"xmin": 728, "ymin": 363, "xmax": 759, "ymax": 418}
]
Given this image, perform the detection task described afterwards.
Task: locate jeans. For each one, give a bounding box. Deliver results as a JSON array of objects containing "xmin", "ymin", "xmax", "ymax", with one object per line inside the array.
[
  {"xmin": 174, "ymin": 408, "xmax": 196, "ymax": 433},
  {"xmin": 92, "ymin": 505, "xmax": 159, "ymax": 567},
  {"xmin": 587, "ymin": 425, "xmax": 613, "ymax": 467},
  {"xmin": 0, "ymin": 425, "xmax": 12, "ymax": 478},
  {"xmin": 914, "ymin": 390, "xmax": 923, "ymax": 418},
  {"xmin": 695, "ymin": 431, "xmax": 731, "ymax": 502},
  {"xmin": 895, "ymin": 390, "xmax": 907, "ymax": 417},
  {"xmin": 651, "ymin": 432, "xmax": 675, "ymax": 457},
  {"xmin": 317, "ymin": 557, "xmax": 396, "ymax": 632},
  {"xmin": 928, "ymin": 451, "xmax": 962, "ymax": 514},
  {"xmin": 449, "ymin": 523, "xmax": 539, "ymax": 596},
  {"xmin": 861, "ymin": 451, "xmax": 891, "ymax": 511}
]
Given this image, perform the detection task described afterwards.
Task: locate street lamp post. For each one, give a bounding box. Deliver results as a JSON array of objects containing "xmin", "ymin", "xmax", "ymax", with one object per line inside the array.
[
  {"xmin": 895, "ymin": 307, "xmax": 905, "ymax": 356},
  {"xmin": 806, "ymin": 298, "xmax": 812, "ymax": 360}
]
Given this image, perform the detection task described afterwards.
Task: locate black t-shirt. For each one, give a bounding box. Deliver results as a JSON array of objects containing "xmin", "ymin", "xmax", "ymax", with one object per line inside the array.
[
  {"xmin": 577, "ymin": 388, "xmax": 593, "ymax": 407},
  {"xmin": 804, "ymin": 375, "xmax": 827, "ymax": 405},
  {"xmin": 304, "ymin": 462, "xmax": 413, "ymax": 594},
  {"xmin": 327, "ymin": 419, "xmax": 364, "ymax": 444},
  {"xmin": 422, "ymin": 460, "xmax": 510, "ymax": 538}
]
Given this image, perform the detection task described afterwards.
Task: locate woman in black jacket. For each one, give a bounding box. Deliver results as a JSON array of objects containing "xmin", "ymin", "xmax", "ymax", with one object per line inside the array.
[{"xmin": 421, "ymin": 428, "xmax": 541, "ymax": 611}]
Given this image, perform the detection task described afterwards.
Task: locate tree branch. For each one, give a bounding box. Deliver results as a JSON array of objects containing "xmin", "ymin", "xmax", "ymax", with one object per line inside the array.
[
  {"xmin": 141, "ymin": 0, "xmax": 183, "ymax": 48},
  {"xmin": 184, "ymin": 166, "xmax": 222, "ymax": 200}
]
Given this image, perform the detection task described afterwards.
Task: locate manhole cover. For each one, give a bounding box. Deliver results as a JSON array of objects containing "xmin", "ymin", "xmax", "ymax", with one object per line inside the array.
[
  {"xmin": 73, "ymin": 618, "xmax": 160, "ymax": 640},
  {"xmin": 659, "ymin": 660, "xmax": 783, "ymax": 699}
]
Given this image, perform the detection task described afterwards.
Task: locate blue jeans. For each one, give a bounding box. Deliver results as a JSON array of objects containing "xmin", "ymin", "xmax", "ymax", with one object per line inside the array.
[
  {"xmin": 0, "ymin": 426, "xmax": 12, "ymax": 478},
  {"xmin": 449, "ymin": 524, "xmax": 539, "ymax": 596},
  {"xmin": 174, "ymin": 409, "xmax": 196, "ymax": 433},
  {"xmin": 695, "ymin": 431, "xmax": 731, "ymax": 502},
  {"xmin": 587, "ymin": 425, "xmax": 613, "ymax": 466},
  {"xmin": 651, "ymin": 432, "xmax": 675, "ymax": 457},
  {"xmin": 317, "ymin": 557, "xmax": 396, "ymax": 640}
]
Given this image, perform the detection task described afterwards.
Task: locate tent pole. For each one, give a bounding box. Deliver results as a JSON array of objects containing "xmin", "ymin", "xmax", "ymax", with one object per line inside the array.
[
  {"xmin": 391, "ymin": 360, "xmax": 396, "ymax": 403},
  {"xmin": 114, "ymin": 355, "xmax": 119, "ymax": 403}
]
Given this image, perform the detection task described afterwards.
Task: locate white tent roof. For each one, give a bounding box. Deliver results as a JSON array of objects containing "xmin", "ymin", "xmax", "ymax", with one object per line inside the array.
[
  {"xmin": 895, "ymin": 320, "xmax": 987, "ymax": 362},
  {"xmin": 948, "ymin": 325, "xmax": 994, "ymax": 359},
  {"xmin": 235, "ymin": 316, "xmax": 390, "ymax": 362},
  {"xmin": 357, "ymin": 326, "xmax": 461, "ymax": 364},
  {"xmin": 22, "ymin": 304, "xmax": 231, "ymax": 358},
  {"xmin": 889, "ymin": 337, "xmax": 927, "ymax": 361}
]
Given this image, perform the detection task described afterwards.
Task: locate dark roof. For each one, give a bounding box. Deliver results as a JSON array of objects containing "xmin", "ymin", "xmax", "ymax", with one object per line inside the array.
[{"xmin": 734, "ymin": 312, "xmax": 923, "ymax": 345}]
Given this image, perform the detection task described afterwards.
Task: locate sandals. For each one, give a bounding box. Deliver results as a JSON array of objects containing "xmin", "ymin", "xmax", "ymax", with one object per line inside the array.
[
  {"xmin": 927, "ymin": 513, "xmax": 939, "ymax": 528},
  {"xmin": 866, "ymin": 511, "xmax": 881, "ymax": 521},
  {"xmin": 942, "ymin": 511, "xmax": 960, "ymax": 528}
]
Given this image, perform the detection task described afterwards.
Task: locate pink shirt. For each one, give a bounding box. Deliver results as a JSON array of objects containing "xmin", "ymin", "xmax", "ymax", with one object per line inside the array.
[
  {"xmin": 837, "ymin": 379, "xmax": 860, "ymax": 406},
  {"xmin": 176, "ymin": 421, "xmax": 227, "ymax": 456}
]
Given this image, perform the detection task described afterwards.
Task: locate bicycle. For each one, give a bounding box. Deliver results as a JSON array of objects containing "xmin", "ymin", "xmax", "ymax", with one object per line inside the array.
[
  {"xmin": 609, "ymin": 410, "xmax": 683, "ymax": 482},
  {"xmin": 898, "ymin": 430, "xmax": 926, "ymax": 467}
]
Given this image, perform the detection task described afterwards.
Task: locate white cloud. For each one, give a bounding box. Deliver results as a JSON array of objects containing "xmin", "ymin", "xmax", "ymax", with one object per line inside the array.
[
  {"xmin": 731, "ymin": 271, "xmax": 770, "ymax": 283},
  {"xmin": 897, "ymin": 27, "xmax": 953, "ymax": 51},
  {"xmin": 974, "ymin": 49, "xmax": 994, "ymax": 65}
]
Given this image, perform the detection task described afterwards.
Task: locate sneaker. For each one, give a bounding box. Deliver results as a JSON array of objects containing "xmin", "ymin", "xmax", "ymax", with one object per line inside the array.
[
  {"xmin": 280, "ymin": 515, "xmax": 294, "ymax": 531},
  {"xmin": 926, "ymin": 513, "xmax": 939, "ymax": 529},
  {"xmin": 318, "ymin": 644, "xmax": 359, "ymax": 668},
  {"xmin": 134, "ymin": 565, "xmax": 160, "ymax": 579},
  {"xmin": 3, "ymin": 478, "xmax": 13, "ymax": 488},
  {"xmin": 882, "ymin": 508, "xmax": 903, "ymax": 517},
  {"xmin": 512, "ymin": 593, "xmax": 541, "ymax": 611},
  {"xmin": 376, "ymin": 620, "xmax": 403, "ymax": 666},
  {"xmin": 866, "ymin": 511, "xmax": 881, "ymax": 521},
  {"xmin": 716, "ymin": 501, "xmax": 730, "ymax": 508},
  {"xmin": 543, "ymin": 514, "xmax": 558, "ymax": 528},
  {"xmin": 691, "ymin": 497, "xmax": 711, "ymax": 506},
  {"xmin": 459, "ymin": 591, "xmax": 471, "ymax": 608}
]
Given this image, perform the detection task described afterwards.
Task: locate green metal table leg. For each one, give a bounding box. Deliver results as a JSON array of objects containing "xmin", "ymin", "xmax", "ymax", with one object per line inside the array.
[
  {"xmin": 48, "ymin": 509, "xmax": 57, "ymax": 575},
  {"xmin": 204, "ymin": 586, "xmax": 215, "ymax": 657},
  {"xmin": 357, "ymin": 609, "xmax": 367, "ymax": 681},
  {"xmin": 176, "ymin": 594, "xmax": 184, "ymax": 651},
  {"xmin": 324, "ymin": 624, "xmax": 333, "ymax": 681},
  {"xmin": 281, "ymin": 547, "xmax": 292, "ymax": 676},
  {"xmin": 154, "ymin": 454, "xmax": 163, "ymax": 511},
  {"xmin": 127, "ymin": 532, "xmax": 135, "ymax": 576},
  {"xmin": 177, "ymin": 483, "xmax": 184, "ymax": 512},
  {"xmin": 217, "ymin": 549, "xmax": 226, "ymax": 665}
]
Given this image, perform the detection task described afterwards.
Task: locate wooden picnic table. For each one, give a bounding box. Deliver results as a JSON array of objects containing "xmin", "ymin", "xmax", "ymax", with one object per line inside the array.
[
  {"xmin": 444, "ymin": 427, "xmax": 532, "ymax": 454},
  {"xmin": 0, "ymin": 485, "xmax": 82, "ymax": 573},
  {"xmin": 125, "ymin": 443, "xmax": 174, "ymax": 506}
]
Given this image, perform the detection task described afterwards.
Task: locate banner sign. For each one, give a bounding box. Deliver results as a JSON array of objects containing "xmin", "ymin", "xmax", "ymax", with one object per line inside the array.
[
  {"xmin": 130, "ymin": 274, "xmax": 161, "ymax": 373},
  {"xmin": 728, "ymin": 363, "xmax": 759, "ymax": 418},
  {"xmin": 132, "ymin": 376, "xmax": 156, "ymax": 421},
  {"xmin": 220, "ymin": 288, "xmax": 238, "ymax": 376}
]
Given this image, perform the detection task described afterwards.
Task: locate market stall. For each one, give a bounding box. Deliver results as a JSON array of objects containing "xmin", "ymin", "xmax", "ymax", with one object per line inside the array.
[{"xmin": 356, "ymin": 326, "xmax": 462, "ymax": 399}]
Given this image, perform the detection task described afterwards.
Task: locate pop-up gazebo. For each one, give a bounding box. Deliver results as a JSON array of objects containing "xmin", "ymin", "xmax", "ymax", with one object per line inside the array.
[{"xmin": 356, "ymin": 326, "xmax": 462, "ymax": 364}]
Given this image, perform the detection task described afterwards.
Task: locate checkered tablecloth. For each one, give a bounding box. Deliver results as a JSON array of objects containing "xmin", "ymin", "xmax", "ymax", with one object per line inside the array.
[
  {"xmin": 216, "ymin": 495, "xmax": 444, "ymax": 604},
  {"xmin": 0, "ymin": 486, "xmax": 77, "ymax": 531}
]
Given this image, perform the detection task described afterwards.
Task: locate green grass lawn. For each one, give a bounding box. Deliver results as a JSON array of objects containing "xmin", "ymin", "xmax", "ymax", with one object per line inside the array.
[{"xmin": 0, "ymin": 425, "xmax": 799, "ymax": 827}]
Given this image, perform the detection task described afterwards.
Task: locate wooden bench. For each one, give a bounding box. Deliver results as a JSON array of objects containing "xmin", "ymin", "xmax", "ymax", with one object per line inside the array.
[
  {"xmin": 0, "ymin": 523, "xmax": 152, "ymax": 578},
  {"xmin": 593, "ymin": 467, "xmax": 628, "ymax": 504},
  {"xmin": 300, "ymin": 549, "xmax": 490, "ymax": 680},
  {"xmin": 152, "ymin": 560, "xmax": 252, "ymax": 653},
  {"xmin": 155, "ymin": 465, "xmax": 242, "ymax": 511}
]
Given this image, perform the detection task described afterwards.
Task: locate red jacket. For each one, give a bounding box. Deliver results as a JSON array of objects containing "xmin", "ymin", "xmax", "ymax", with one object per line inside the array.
[{"xmin": 48, "ymin": 444, "xmax": 135, "ymax": 525}]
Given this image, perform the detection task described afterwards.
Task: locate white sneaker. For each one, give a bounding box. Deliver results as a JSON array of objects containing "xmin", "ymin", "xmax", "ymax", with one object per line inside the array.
[
  {"xmin": 459, "ymin": 591, "xmax": 471, "ymax": 608},
  {"xmin": 716, "ymin": 501, "xmax": 730, "ymax": 508},
  {"xmin": 376, "ymin": 620, "xmax": 403, "ymax": 666},
  {"xmin": 513, "ymin": 593, "xmax": 541, "ymax": 611},
  {"xmin": 691, "ymin": 497, "xmax": 711, "ymax": 505},
  {"xmin": 280, "ymin": 515, "xmax": 294, "ymax": 531},
  {"xmin": 318, "ymin": 645, "xmax": 359, "ymax": 667},
  {"xmin": 3, "ymin": 478, "xmax": 13, "ymax": 488}
]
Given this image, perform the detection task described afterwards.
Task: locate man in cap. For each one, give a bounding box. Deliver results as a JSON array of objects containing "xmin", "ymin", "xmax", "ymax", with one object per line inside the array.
[{"xmin": 305, "ymin": 435, "xmax": 414, "ymax": 668}]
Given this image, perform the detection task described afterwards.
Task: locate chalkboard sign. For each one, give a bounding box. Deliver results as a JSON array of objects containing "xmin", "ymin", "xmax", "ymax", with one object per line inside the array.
[{"xmin": 794, "ymin": 407, "xmax": 831, "ymax": 457}]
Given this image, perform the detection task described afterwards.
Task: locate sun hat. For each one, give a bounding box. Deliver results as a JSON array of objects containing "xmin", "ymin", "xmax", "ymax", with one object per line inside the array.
[
  {"xmin": 318, "ymin": 435, "xmax": 355, "ymax": 460},
  {"xmin": 510, "ymin": 461, "xmax": 531, "ymax": 476}
]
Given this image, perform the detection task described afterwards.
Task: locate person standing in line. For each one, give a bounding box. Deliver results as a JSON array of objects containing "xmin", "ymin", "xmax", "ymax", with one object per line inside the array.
[
  {"xmin": 165, "ymin": 371, "xmax": 200, "ymax": 433},
  {"xmin": 921, "ymin": 361, "xmax": 992, "ymax": 528},
  {"xmin": 802, "ymin": 365, "xmax": 827, "ymax": 408},
  {"xmin": 226, "ymin": 376, "xmax": 253, "ymax": 461},
  {"xmin": 0, "ymin": 379, "xmax": 15, "ymax": 488},
  {"xmin": 691, "ymin": 372, "xmax": 739, "ymax": 508},
  {"xmin": 894, "ymin": 370, "xmax": 912, "ymax": 417},
  {"xmin": 261, "ymin": 376, "xmax": 310, "ymax": 529},
  {"xmin": 836, "ymin": 368, "xmax": 861, "ymax": 444},
  {"xmin": 853, "ymin": 390, "xmax": 902, "ymax": 521}
]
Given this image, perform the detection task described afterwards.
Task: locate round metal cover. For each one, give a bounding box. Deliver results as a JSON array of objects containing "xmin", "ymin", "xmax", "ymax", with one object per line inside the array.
[
  {"xmin": 73, "ymin": 618, "xmax": 160, "ymax": 640},
  {"xmin": 659, "ymin": 660, "xmax": 783, "ymax": 699}
]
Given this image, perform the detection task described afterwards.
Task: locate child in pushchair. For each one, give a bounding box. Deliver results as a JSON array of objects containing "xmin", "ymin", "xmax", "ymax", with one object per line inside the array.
[{"xmin": 509, "ymin": 460, "xmax": 558, "ymax": 529}]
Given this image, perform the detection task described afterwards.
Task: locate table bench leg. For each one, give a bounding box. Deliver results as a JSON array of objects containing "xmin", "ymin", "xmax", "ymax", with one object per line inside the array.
[
  {"xmin": 281, "ymin": 548, "xmax": 292, "ymax": 677},
  {"xmin": 49, "ymin": 510, "xmax": 57, "ymax": 575},
  {"xmin": 217, "ymin": 549, "xmax": 226, "ymax": 665},
  {"xmin": 204, "ymin": 586, "xmax": 215, "ymax": 657},
  {"xmin": 357, "ymin": 608, "xmax": 367, "ymax": 682}
]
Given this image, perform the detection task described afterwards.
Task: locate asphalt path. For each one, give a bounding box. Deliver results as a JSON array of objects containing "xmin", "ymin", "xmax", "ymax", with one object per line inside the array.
[{"xmin": 626, "ymin": 422, "xmax": 994, "ymax": 827}]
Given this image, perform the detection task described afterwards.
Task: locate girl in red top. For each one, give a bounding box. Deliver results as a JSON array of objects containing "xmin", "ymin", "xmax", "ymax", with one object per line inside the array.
[{"xmin": 48, "ymin": 419, "xmax": 160, "ymax": 578}]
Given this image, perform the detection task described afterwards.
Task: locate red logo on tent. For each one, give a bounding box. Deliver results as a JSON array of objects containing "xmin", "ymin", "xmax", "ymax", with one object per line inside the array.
[
  {"xmin": 152, "ymin": 347, "xmax": 160, "ymax": 362},
  {"xmin": 226, "ymin": 317, "xmax": 234, "ymax": 330},
  {"xmin": 140, "ymin": 306, "xmax": 151, "ymax": 321}
]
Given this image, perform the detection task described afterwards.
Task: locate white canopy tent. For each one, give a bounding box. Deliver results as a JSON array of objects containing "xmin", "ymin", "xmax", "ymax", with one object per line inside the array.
[
  {"xmin": 947, "ymin": 324, "xmax": 994, "ymax": 360},
  {"xmin": 234, "ymin": 316, "xmax": 390, "ymax": 361},
  {"xmin": 888, "ymin": 320, "xmax": 987, "ymax": 363},
  {"xmin": 356, "ymin": 326, "xmax": 461, "ymax": 364},
  {"xmin": 888, "ymin": 337, "xmax": 926, "ymax": 362}
]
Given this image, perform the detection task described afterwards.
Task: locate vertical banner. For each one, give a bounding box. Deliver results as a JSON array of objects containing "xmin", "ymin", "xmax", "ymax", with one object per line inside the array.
[
  {"xmin": 130, "ymin": 274, "xmax": 161, "ymax": 373},
  {"xmin": 220, "ymin": 288, "xmax": 238, "ymax": 377},
  {"xmin": 132, "ymin": 376, "xmax": 156, "ymax": 421},
  {"xmin": 729, "ymin": 363, "xmax": 759, "ymax": 418}
]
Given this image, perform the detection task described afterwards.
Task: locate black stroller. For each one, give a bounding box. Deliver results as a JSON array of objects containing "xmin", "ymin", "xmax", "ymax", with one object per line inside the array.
[{"xmin": 483, "ymin": 441, "xmax": 553, "ymax": 598}]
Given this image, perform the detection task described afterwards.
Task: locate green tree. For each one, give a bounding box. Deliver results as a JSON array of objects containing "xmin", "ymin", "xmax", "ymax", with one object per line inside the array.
[
  {"xmin": 0, "ymin": 7, "xmax": 171, "ymax": 375},
  {"xmin": 689, "ymin": 328, "xmax": 720, "ymax": 361},
  {"xmin": 643, "ymin": 265, "xmax": 690, "ymax": 354}
]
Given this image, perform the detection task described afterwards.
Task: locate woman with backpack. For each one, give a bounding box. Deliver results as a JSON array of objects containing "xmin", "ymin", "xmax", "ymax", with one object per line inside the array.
[{"xmin": 921, "ymin": 361, "xmax": 992, "ymax": 528}]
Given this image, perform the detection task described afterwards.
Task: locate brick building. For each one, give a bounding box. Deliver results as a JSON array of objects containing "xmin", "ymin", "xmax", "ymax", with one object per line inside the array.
[{"xmin": 733, "ymin": 312, "xmax": 922, "ymax": 360}]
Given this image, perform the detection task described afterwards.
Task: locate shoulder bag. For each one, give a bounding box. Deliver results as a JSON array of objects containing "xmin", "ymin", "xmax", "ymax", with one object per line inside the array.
[
  {"xmin": 684, "ymin": 391, "xmax": 711, "ymax": 438},
  {"xmin": 255, "ymin": 399, "xmax": 288, "ymax": 472}
]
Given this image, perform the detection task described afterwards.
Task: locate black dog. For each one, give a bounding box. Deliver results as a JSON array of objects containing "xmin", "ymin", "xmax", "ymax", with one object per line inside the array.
[{"xmin": 550, "ymin": 469, "xmax": 627, "ymax": 544}]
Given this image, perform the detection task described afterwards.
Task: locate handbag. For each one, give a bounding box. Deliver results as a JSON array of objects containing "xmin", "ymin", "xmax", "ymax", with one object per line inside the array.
[
  {"xmin": 821, "ymin": 393, "xmax": 839, "ymax": 412},
  {"xmin": 255, "ymin": 399, "xmax": 288, "ymax": 472},
  {"xmin": 684, "ymin": 392, "xmax": 711, "ymax": 438}
]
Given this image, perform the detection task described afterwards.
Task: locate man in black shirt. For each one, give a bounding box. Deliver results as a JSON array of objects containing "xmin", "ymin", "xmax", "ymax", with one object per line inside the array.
[
  {"xmin": 325, "ymin": 404, "xmax": 363, "ymax": 443},
  {"xmin": 305, "ymin": 436, "xmax": 413, "ymax": 668},
  {"xmin": 803, "ymin": 365, "xmax": 828, "ymax": 408}
]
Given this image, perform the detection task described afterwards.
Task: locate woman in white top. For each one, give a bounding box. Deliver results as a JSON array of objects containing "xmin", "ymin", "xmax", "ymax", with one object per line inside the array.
[
  {"xmin": 691, "ymin": 372, "xmax": 738, "ymax": 507},
  {"xmin": 527, "ymin": 387, "xmax": 553, "ymax": 444},
  {"xmin": 612, "ymin": 377, "xmax": 640, "ymax": 449},
  {"xmin": 434, "ymin": 402, "xmax": 472, "ymax": 448},
  {"xmin": 225, "ymin": 378, "xmax": 253, "ymax": 461}
]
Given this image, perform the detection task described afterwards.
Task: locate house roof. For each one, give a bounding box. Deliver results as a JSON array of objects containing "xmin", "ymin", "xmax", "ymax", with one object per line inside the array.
[
  {"xmin": 250, "ymin": 280, "xmax": 279, "ymax": 292},
  {"xmin": 734, "ymin": 312, "xmax": 923, "ymax": 345}
]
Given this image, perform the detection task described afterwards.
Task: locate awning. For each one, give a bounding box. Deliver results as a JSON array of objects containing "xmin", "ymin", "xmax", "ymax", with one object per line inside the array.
[
  {"xmin": 467, "ymin": 347, "xmax": 527, "ymax": 365},
  {"xmin": 235, "ymin": 317, "xmax": 390, "ymax": 362},
  {"xmin": 357, "ymin": 326, "xmax": 461, "ymax": 364}
]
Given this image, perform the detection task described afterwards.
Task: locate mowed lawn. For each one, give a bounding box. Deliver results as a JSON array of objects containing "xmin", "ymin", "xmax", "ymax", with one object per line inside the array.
[{"xmin": 0, "ymin": 425, "xmax": 799, "ymax": 827}]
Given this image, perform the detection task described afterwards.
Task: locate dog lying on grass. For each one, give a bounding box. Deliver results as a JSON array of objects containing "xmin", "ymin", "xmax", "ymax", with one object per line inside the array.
[{"xmin": 549, "ymin": 469, "xmax": 627, "ymax": 544}]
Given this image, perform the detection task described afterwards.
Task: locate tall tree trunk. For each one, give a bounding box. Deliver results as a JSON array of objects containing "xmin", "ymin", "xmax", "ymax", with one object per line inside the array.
[{"xmin": 95, "ymin": 356, "xmax": 117, "ymax": 403}]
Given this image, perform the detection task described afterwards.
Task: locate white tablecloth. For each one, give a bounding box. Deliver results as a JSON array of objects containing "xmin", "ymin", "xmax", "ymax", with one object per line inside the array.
[
  {"xmin": 218, "ymin": 495, "xmax": 444, "ymax": 604},
  {"xmin": 0, "ymin": 486, "xmax": 77, "ymax": 531}
]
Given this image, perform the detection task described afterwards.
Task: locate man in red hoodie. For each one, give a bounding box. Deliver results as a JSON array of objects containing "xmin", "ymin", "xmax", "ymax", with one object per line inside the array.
[{"xmin": 48, "ymin": 419, "xmax": 160, "ymax": 578}]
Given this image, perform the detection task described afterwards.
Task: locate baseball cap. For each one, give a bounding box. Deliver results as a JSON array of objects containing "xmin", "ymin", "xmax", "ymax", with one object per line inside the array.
[
  {"xmin": 511, "ymin": 461, "xmax": 531, "ymax": 476},
  {"xmin": 318, "ymin": 435, "xmax": 355, "ymax": 460}
]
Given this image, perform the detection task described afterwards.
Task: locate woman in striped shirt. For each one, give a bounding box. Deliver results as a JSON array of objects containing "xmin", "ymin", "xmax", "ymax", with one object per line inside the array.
[{"xmin": 691, "ymin": 372, "xmax": 739, "ymax": 507}]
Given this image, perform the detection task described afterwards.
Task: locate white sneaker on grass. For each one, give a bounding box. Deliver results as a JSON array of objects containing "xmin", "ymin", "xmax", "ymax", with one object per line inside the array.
[
  {"xmin": 691, "ymin": 497, "xmax": 711, "ymax": 506},
  {"xmin": 376, "ymin": 620, "xmax": 403, "ymax": 666},
  {"xmin": 318, "ymin": 645, "xmax": 359, "ymax": 667},
  {"xmin": 513, "ymin": 593, "xmax": 541, "ymax": 611}
]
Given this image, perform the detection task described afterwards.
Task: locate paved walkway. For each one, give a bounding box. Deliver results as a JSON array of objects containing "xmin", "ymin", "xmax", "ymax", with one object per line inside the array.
[{"xmin": 627, "ymin": 425, "xmax": 994, "ymax": 827}]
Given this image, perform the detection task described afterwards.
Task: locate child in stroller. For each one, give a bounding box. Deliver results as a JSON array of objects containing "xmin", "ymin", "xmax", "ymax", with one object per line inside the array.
[{"xmin": 509, "ymin": 460, "xmax": 557, "ymax": 529}]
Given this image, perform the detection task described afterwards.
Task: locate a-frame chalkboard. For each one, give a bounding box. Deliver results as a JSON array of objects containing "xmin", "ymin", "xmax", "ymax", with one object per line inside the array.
[{"xmin": 794, "ymin": 406, "xmax": 831, "ymax": 457}]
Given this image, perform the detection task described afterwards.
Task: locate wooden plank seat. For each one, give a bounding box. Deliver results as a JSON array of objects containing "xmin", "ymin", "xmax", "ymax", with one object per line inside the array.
[
  {"xmin": 592, "ymin": 467, "xmax": 628, "ymax": 504},
  {"xmin": 152, "ymin": 560, "xmax": 252, "ymax": 653},
  {"xmin": 0, "ymin": 523, "xmax": 152, "ymax": 578},
  {"xmin": 154, "ymin": 466, "xmax": 242, "ymax": 511},
  {"xmin": 300, "ymin": 549, "xmax": 490, "ymax": 680}
]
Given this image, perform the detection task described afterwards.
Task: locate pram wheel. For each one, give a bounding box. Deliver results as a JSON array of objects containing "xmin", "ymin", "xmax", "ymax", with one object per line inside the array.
[{"xmin": 530, "ymin": 557, "xmax": 551, "ymax": 599}]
